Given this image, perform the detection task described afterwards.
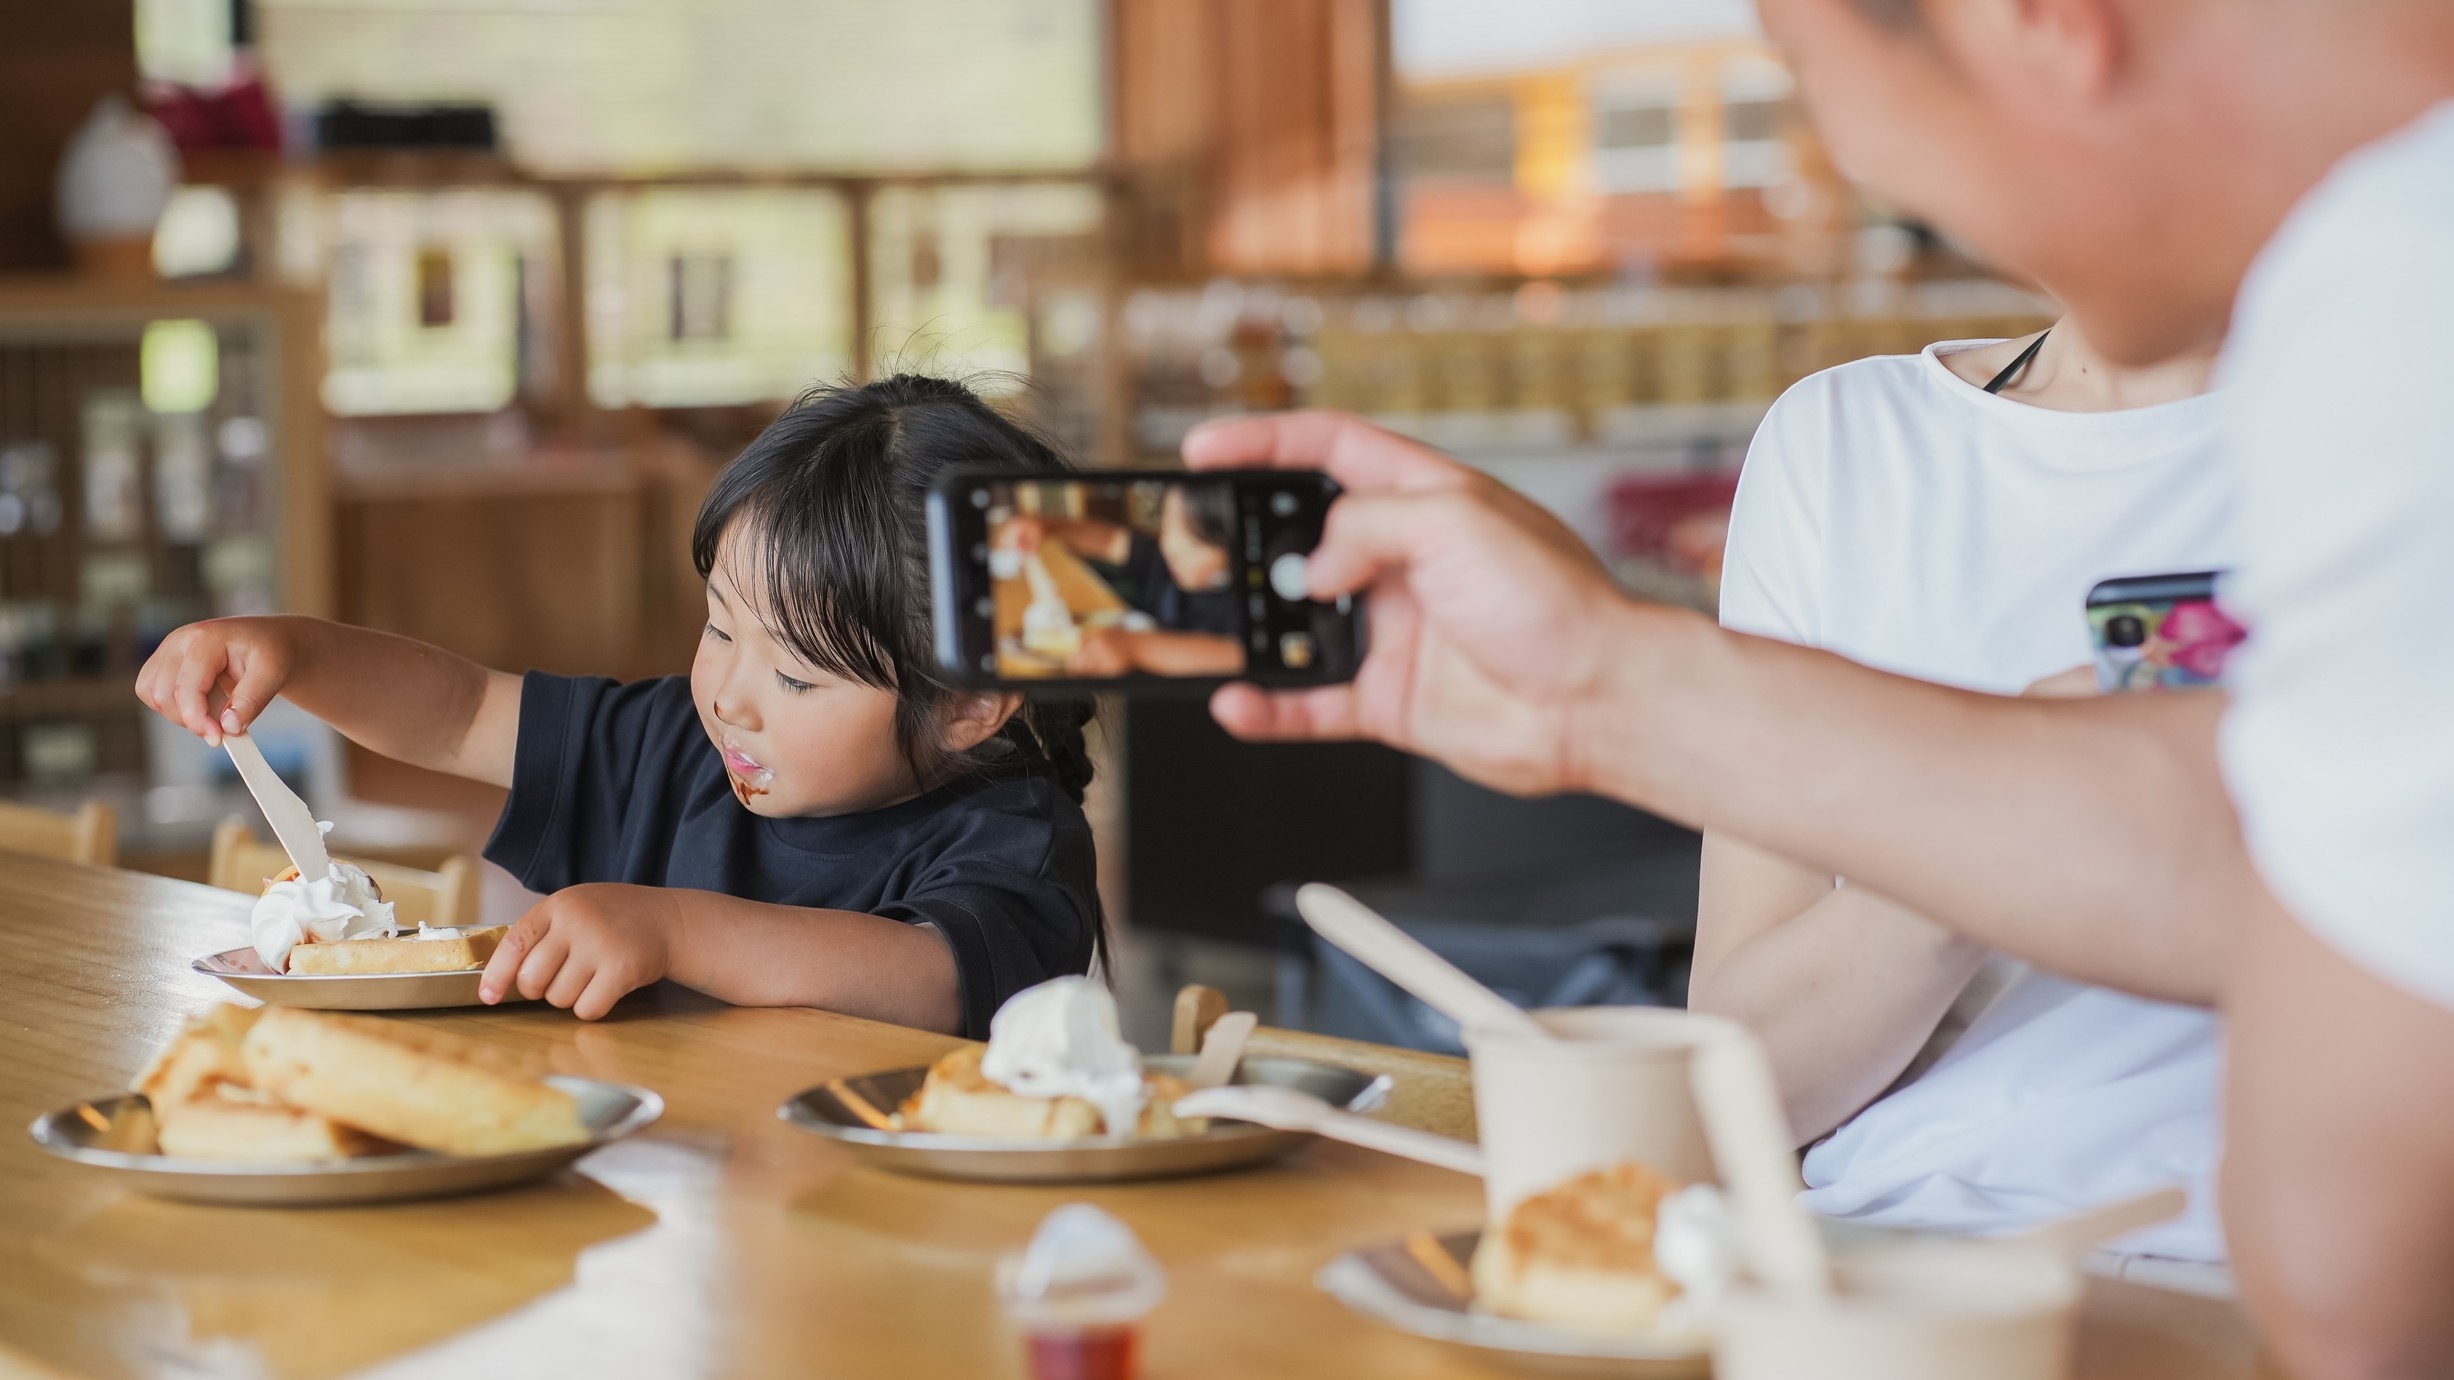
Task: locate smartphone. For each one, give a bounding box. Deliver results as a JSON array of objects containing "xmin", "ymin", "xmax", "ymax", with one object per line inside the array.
[
  {"xmin": 927, "ymin": 469, "xmax": 1365, "ymax": 691},
  {"xmin": 2085, "ymin": 570, "xmax": 2246, "ymax": 692}
]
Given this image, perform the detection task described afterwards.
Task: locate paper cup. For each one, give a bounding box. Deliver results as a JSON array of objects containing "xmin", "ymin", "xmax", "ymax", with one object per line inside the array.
[
  {"xmin": 1462, "ymin": 1006, "xmax": 1736, "ymax": 1221},
  {"xmin": 1713, "ymin": 1240, "xmax": 2080, "ymax": 1380}
]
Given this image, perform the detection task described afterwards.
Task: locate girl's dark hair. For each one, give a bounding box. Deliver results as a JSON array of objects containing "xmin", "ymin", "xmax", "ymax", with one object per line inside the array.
[
  {"xmin": 1175, "ymin": 483, "xmax": 1238, "ymax": 551},
  {"xmin": 689, "ymin": 373, "xmax": 1101, "ymax": 812}
]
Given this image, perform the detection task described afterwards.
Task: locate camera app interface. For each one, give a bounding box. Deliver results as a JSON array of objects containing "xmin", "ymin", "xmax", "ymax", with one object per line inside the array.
[{"xmin": 982, "ymin": 479, "xmax": 1255, "ymax": 680}]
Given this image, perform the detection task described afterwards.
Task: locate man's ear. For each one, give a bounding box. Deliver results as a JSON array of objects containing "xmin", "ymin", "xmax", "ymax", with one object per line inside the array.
[{"xmin": 941, "ymin": 691, "xmax": 1024, "ymax": 752}]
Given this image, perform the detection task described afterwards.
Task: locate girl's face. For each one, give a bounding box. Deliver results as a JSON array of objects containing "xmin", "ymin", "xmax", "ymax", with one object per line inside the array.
[
  {"xmin": 1157, "ymin": 490, "xmax": 1230, "ymax": 591},
  {"xmin": 693, "ymin": 544, "xmax": 914, "ymax": 818}
]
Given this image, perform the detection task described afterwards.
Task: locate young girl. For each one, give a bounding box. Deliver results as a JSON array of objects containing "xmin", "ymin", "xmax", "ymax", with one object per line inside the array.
[
  {"xmin": 1695, "ymin": 318, "xmax": 2234, "ymax": 1284},
  {"xmin": 138, "ymin": 375, "xmax": 1103, "ymax": 1038}
]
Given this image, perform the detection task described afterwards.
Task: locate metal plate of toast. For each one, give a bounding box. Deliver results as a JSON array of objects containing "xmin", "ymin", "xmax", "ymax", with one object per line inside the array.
[
  {"xmin": 780, "ymin": 1054, "xmax": 1391, "ymax": 1184},
  {"xmin": 27, "ymin": 1076, "xmax": 661, "ymax": 1206},
  {"xmin": 192, "ymin": 947, "xmax": 514, "ymax": 1011},
  {"xmin": 1317, "ymin": 1229, "xmax": 1709, "ymax": 1377}
]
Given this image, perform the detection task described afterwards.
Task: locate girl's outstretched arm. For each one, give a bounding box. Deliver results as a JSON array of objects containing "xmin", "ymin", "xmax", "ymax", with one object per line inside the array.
[
  {"xmin": 479, "ymin": 884, "xmax": 964, "ymax": 1033},
  {"xmin": 136, "ymin": 615, "xmax": 522, "ymax": 787}
]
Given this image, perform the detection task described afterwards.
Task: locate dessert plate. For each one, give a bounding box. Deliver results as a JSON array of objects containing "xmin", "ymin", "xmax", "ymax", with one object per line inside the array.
[
  {"xmin": 1317, "ymin": 1228, "xmax": 1709, "ymax": 1377},
  {"xmin": 780, "ymin": 1054, "xmax": 1390, "ymax": 1184},
  {"xmin": 192, "ymin": 946, "xmax": 517, "ymax": 1011},
  {"xmin": 28, "ymin": 1076, "xmax": 662, "ymax": 1206}
]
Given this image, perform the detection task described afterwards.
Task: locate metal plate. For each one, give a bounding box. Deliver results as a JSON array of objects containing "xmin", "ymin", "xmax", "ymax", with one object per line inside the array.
[
  {"xmin": 780, "ymin": 1054, "xmax": 1390, "ymax": 1184},
  {"xmin": 27, "ymin": 1077, "xmax": 662, "ymax": 1206},
  {"xmin": 1317, "ymin": 1229, "xmax": 1709, "ymax": 1377},
  {"xmin": 191, "ymin": 946, "xmax": 518, "ymax": 1011}
]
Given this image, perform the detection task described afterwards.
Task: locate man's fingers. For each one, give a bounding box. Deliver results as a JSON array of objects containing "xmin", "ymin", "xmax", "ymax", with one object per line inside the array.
[
  {"xmin": 1210, "ymin": 683, "xmax": 1364, "ymax": 741},
  {"xmin": 1300, "ymin": 491, "xmax": 1472, "ymax": 598},
  {"xmin": 1182, "ymin": 410, "xmax": 1473, "ymax": 493}
]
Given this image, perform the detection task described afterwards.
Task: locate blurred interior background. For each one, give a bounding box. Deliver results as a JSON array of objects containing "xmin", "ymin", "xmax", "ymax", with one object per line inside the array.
[{"xmin": 0, "ymin": 0, "xmax": 2047, "ymax": 1047}]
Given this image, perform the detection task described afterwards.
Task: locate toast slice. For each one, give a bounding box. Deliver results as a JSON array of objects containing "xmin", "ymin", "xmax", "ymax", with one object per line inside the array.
[
  {"xmin": 156, "ymin": 1084, "xmax": 398, "ymax": 1161},
  {"xmin": 134, "ymin": 1004, "xmax": 263, "ymax": 1110},
  {"xmin": 284, "ymin": 926, "xmax": 506, "ymax": 976},
  {"xmin": 242, "ymin": 1008, "xmax": 588, "ymax": 1157},
  {"xmin": 1471, "ymin": 1160, "xmax": 1682, "ymax": 1335},
  {"xmin": 898, "ymin": 1045, "xmax": 1206, "ymax": 1140}
]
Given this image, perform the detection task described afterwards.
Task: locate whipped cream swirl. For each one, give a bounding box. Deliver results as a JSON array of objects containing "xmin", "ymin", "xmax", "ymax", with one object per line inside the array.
[
  {"xmin": 251, "ymin": 861, "xmax": 398, "ymax": 971},
  {"xmin": 979, "ymin": 976, "xmax": 1148, "ymax": 1137}
]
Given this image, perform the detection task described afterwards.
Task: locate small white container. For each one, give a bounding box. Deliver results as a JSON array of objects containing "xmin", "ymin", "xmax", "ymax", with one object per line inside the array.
[
  {"xmin": 1463, "ymin": 1006, "xmax": 1735, "ymax": 1221},
  {"xmin": 1713, "ymin": 1239, "xmax": 2081, "ymax": 1380}
]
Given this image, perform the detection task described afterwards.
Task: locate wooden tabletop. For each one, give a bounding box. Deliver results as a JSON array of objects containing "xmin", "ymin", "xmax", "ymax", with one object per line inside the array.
[{"xmin": 0, "ymin": 855, "xmax": 2273, "ymax": 1379}]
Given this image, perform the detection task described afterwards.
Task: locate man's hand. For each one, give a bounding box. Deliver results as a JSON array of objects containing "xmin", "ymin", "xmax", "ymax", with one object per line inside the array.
[
  {"xmin": 480, "ymin": 884, "xmax": 683, "ymax": 1020},
  {"xmin": 136, "ymin": 616, "xmax": 301, "ymax": 746},
  {"xmin": 1183, "ymin": 410, "xmax": 1664, "ymax": 796}
]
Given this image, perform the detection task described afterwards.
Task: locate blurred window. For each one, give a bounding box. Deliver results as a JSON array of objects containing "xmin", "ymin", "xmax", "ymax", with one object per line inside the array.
[
  {"xmin": 585, "ymin": 188, "xmax": 853, "ymax": 409},
  {"xmin": 1592, "ymin": 75, "xmax": 1683, "ymax": 195},
  {"xmin": 867, "ymin": 182, "xmax": 1103, "ymax": 388},
  {"xmin": 310, "ymin": 190, "xmax": 558, "ymax": 416},
  {"xmin": 256, "ymin": 0, "xmax": 1102, "ymax": 174},
  {"xmin": 1393, "ymin": 98, "xmax": 1516, "ymax": 183},
  {"xmin": 1719, "ymin": 61, "xmax": 1794, "ymax": 190},
  {"xmin": 137, "ymin": 0, "xmax": 237, "ymax": 86}
]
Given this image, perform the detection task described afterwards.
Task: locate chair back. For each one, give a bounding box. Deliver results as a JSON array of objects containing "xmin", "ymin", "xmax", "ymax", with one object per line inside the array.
[
  {"xmin": 0, "ymin": 799, "xmax": 118, "ymax": 868},
  {"xmin": 1172, "ymin": 983, "xmax": 1476, "ymax": 1141},
  {"xmin": 208, "ymin": 819, "xmax": 480, "ymax": 928}
]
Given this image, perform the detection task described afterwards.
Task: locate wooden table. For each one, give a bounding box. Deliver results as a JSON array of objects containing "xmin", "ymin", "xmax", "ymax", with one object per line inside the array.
[{"xmin": 0, "ymin": 856, "xmax": 2274, "ymax": 1379}]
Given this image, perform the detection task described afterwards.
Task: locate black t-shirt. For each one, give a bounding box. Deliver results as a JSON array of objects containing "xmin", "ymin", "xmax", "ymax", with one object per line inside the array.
[
  {"xmin": 484, "ymin": 672, "xmax": 1099, "ymax": 1038},
  {"xmin": 1116, "ymin": 532, "xmax": 1241, "ymax": 635}
]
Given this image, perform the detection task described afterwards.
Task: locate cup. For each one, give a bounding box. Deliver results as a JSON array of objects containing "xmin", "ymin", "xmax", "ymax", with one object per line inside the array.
[
  {"xmin": 1712, "ymin": 1239, "xmax": 2081, "ymax": 1380},
  {"xmin": 1463, "ymin": 1006, "xmax": 1735, "ymax": 1222},
  {"xmin": 999, "ymin": 1205, "xmax": 1165, "ymax": 1380}
]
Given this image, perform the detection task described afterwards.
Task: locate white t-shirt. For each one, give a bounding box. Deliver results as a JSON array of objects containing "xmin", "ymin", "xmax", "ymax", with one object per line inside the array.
[
  {"xmin": 2218, "ymin": 100, "xmax": 2454, "ymax": 1008},
  {"xmin": 1719, "ymin": 343, "xmax": 2233, "ymax": 1262}
]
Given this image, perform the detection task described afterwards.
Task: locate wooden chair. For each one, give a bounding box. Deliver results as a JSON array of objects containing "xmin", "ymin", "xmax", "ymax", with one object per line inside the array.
[
  {"xmin": 1173, "ymin": 983, "xmax": 1477, "ymax": 1141},
  {"xmin": 0, "ymin": 799, "xmax": 118, "ymax": 867},
  {"xmin": 208, "ymin": 819, "xmax": 480, "ymax": 928}
]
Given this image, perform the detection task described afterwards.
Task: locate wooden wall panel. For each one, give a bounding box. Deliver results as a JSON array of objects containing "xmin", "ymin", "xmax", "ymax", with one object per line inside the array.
[
  {"xmin": 1112, "ymin": 0, "xmax": 1382, "ymax": 276},
  {"xmin": 0, "ymin": 2, "xmax": 139, "ymax": 271}
]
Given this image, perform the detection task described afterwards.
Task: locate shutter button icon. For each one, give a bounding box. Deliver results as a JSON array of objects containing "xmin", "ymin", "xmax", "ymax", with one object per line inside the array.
[{"xmin": 1269, "ymin": 552, "xmax": 1309, "ymax": 602}]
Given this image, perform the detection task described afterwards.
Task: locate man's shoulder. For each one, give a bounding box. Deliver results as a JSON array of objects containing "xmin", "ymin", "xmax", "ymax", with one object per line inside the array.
[{"xmin": 2241, "ymin": 102, "xmax": 2454, "ymax": 326}]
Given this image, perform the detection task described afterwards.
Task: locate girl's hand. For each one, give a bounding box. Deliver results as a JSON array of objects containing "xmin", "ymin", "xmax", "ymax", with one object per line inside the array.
[
  {"xmin": 136, "ymin": 616, "xmax": 301, "ymax": 745},
  {"xmin": 480, "ymin": 883, "xmax": 681, "ymax": 1020}
]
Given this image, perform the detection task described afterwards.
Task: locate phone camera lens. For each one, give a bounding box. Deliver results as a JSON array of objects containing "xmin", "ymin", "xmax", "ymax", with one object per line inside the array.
[{"xmin": 2106, "ymin": 614, "xmax": 2148, "ymax": 648}]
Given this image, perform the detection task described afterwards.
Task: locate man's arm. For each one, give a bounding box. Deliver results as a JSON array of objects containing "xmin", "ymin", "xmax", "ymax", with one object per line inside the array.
[
  {"xmin": 1693, "ymin": 834, "xmax": 1989, "ymax": 1143},
  {"xmin": 2223, "ymin": 884, "xmax": 2454, "ymax": 1380},
  {"xmin": 1185, "ymin": 410, "xmax": 2243, "ymax": 1004}
]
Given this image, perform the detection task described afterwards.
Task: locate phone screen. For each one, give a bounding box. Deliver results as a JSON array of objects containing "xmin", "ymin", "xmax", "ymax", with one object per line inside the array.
[
  {"xmin": 2085, "ymin": 571, "xmax": 2245, "ymax": 692},
  {"xmin": 929, "ymin": 471, "xmax": 1362, "ymax": 689}
]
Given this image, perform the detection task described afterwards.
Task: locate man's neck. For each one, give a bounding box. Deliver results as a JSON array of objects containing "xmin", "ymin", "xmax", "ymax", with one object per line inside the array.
[{"xmin": 2049, "ymin": 3, "xmax": 2454, "ymax": 364}]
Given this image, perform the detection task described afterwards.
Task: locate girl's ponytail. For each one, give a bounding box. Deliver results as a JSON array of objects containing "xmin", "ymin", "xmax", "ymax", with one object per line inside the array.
[{"xmin": 1012, "ymin": 696, "xmax": 1098, "ymax": 806}]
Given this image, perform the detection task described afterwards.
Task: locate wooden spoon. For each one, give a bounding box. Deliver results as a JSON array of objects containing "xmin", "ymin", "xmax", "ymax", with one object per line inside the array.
[
  {"xmin": 1294, "ymin": 884, "xmax": 1550, "ymax": 1039},
  {"xmin": 1691, "ymin": 1029, "xmax": 1834, "ymax": 1299},
  {"xmin": 1174, "ymin": 1084, "xmax": 1488, "ymax": 1176},
  {"xmin": 1188, "ymin": 1011, "xmax": 1258, "ymax": 1090}
]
